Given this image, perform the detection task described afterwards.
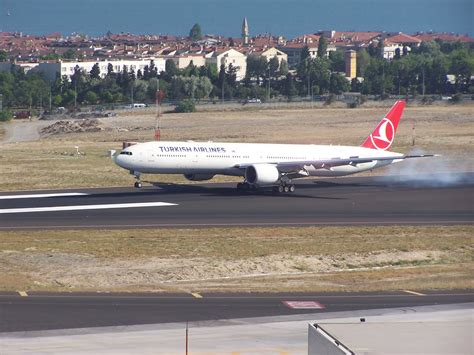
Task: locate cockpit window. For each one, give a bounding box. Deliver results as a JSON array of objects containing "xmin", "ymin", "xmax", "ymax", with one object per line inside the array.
[{"xmin": 120, "ymin": 151, "xmax": 133, "ymax": 156}]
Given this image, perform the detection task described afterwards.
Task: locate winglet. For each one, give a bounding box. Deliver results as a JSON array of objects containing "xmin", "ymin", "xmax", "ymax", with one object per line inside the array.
[{"xmin": 361, "ymin": 100, "xmax": 406, "ymax": 151}]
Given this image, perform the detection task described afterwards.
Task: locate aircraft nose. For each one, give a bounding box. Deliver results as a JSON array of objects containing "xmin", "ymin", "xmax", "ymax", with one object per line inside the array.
[{"xmin": 114, "ymin": 153, "xmax": 130, "ymax": 169}]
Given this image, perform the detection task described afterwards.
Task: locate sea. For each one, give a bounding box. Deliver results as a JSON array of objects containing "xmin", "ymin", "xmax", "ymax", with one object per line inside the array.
[{"xmin": 0, "ymin": 0, "xmax": 472, "ymax": 38}]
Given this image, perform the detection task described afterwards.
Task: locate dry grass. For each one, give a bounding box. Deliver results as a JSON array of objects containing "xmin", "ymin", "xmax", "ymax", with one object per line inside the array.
[
  {"xmin": 1, "ymin": 226, "xmax": 472, "ymax": 292},
  {"xmin": 0, "ymin": 103, "xmax": 472, "ymax": 191}
]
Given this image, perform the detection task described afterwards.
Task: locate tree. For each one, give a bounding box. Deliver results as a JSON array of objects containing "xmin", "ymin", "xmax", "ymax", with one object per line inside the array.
[
  {"xmin": 226, "ymin": 64, "xmax": 238, "ymax": 87},
  {"xmin": 107, "ymin": 63, "xmax": 114, "ymax": 77},
  {"xmin": 164, "ymin": 59, "xmax": 179, "ymax": 79},
  {"xmin": 394, "ymin": 48, "xmax": 401, "ymax": 60},
  {"xmin": 268, "ymin": 56, "xmax": 280, "ymax": 79},
  {"xmin": 328, "ymin": 50, "xmax": 345, "ymax": 72},
  {"xmin": 357, "ymin": 49, "xmax": 371, "ymax": 77},
  {"xmin": 183, "ymin": 61, "xmax": 199, "ymax": 77},
  {"xmin": 283, "ymin": 73, "xmax": 297, "ymax": 100},
  {"xmin": 62, "ymin": 49, "xmax": 77, "ymax": 60},
  {"xmin": 0, "ymin": 50, "xmax": 7, "ymax": 62},
  {"xmin": 149, "ymin": 60, "xmax": 158, "ymax": 77},
  {"xmin": 449, "ymin": 49, "xmax": 474, "ymax": 92},
  {"xmin": 189, "ymin": 23, "xmax": 203, "ymax": 41},
  {"xmin": 195, "ymin": 76, "xmax": 213, "ymax": 100},
  {"xmin": 218, "ymin": 64, "xmax": 226, "ymax": 100},
  {"xmin": 279, "ymin": 59, "xmax": 289, "ymax": 76},
  {"xmin": 84, "ymin": 91, "xmax": 98, "ymax": 104},
  {"xmin": 246, "ymin": 55, "xmax": 267, "ymax": 84},
  {"xmin": 329, "ymin": 73, "xmax": 350, "ymax": 94},
  {"xmin": 90, "ymin": 63, "xmax": 101, "ymax": 79},
  {"xmin": 318, "ymin": 36, "xmax": 328, "ymax": 58},
  {"xmin": 300, "ymin": 45, "xmax": 310, "ymax": 62}
]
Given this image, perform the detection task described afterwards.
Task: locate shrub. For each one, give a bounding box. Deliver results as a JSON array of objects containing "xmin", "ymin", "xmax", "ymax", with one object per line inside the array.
[
  {"xmin": 174, "ymin": 99, "xmax": 196, "ymax": 113},
  {"xmin": 0, "ymin": 110, "xmax": 13, "ymax": 122}
]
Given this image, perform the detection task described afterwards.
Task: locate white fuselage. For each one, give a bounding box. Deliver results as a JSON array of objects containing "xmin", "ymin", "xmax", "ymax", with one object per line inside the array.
[{"xmin": 114, "ymin": 141, "xmax": 403, "ymax": 178}]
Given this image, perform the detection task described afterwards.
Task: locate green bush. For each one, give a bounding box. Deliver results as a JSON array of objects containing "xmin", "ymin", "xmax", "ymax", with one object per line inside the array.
[
  {"xmin": 0, "ymin": 110, "xmax": 13, "ymax": 122},
  {"xmin": 174, "ymin": 99, "xmax": 196, "ymax": 113}
]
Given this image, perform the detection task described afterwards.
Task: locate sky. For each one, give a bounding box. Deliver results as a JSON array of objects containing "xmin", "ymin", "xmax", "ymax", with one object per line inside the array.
[{"xmin": 0, "ymin": 0, "xmax": 472, "ymax": 38}]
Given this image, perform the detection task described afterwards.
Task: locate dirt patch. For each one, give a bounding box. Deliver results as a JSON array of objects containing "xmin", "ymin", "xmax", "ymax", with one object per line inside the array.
[
  {"xmin": 40, "ymin": 119, "xmax": 104, "ymax": 136},
  {"xmin": 0, "ymin": 250, "xmax": 448, "ymax": 291}
]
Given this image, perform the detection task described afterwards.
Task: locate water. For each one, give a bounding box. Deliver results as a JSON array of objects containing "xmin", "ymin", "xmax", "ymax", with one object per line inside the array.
[{"xmin": 0, "ymin": 0, "xmax": 472, "ymax": 38}]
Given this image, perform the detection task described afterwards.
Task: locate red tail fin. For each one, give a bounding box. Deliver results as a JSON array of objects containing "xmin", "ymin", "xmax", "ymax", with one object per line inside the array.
[{"xmin": 361, "ymin": 100, "xmax": 406, "ymax": 151}]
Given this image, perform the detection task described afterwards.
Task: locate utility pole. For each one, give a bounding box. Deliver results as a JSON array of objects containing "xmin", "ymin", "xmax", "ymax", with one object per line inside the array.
[
  {"xmin": 421, "ymin": 66, "xmax": 425, "ymax": 97},
  {"xmin": 267, "ymin": 67, "xmax": 270, "ymax": 101},
  {"xmin": 185, "ymin": 321, "xmax": 189, "ymax": 355},
  {"xmin": 221, "ymin": 77, "xmax": 224, "ymax": 104}
]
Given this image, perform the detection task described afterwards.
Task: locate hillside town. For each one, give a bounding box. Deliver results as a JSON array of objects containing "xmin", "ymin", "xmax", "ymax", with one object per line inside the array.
[{"xmin": 0, "ymin": 18, "xmax": 472, "ymax": 115}]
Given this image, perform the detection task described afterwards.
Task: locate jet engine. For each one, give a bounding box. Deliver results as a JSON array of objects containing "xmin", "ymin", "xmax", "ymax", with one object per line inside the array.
[
  {"xmin": 184, "ymin": 173, "xmax": 215, "ymax": 181},
  {"xmin": 245, "ymin": 164, "xmax": 280, "ymax": 185}
]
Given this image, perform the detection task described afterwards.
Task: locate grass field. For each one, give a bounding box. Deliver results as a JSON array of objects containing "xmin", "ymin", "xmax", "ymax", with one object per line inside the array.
[{"xmin": 1, "ymin": 226, "xmax": 472, "ymax": 293}]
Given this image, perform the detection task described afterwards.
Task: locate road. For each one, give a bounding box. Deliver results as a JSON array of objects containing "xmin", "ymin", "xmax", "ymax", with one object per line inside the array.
[
  {"xmin": 0, "ymin": 290, "xmax": 472, "ymax": 332},
  {"xmin": 0, "ymin": 173, "xmax": 473, "ymax": 229}
]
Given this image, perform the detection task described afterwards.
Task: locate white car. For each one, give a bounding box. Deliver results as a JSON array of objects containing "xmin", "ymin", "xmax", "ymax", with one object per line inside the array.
[{"xmin": 246, "ymin": 98, "xmax": 262, "ymax": 104}]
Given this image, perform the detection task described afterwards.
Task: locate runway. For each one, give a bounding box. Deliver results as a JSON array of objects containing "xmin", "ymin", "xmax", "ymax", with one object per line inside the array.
[
  {"xmin": 0, "ymin": 290, "xmax": 472, "ymax": 332},
  {"xmin": 0, "ymin": 173, "xmax": 473, "ymax": 229}
]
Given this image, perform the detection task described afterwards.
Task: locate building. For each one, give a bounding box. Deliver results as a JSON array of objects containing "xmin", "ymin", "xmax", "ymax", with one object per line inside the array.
[
  {"xmin": 385, "ymin": 33, "xmax": 422, "ymax": 47},
  {"xmin": 345, "ymin": 50, "xmax": 356, "ymax": 79},
  {"xmin": 278, "ymin": 43, "xmax": 318, "ymax": 67},
  {"xmin": 169, "ymin": 54, "xmax": 206, "ymax": 69},
  {"xmin": 29, "ymin": 58, "xmax": 166, "ymax": 82},
  {"xmin": 248, "ymin": 47, "xmax": 288, "ymax": 66},
  {"xmin": 0, "ymin": 61, "xmax": 39, "ymax": 74},
  {"xmin": 205, "ymin": 48, "xmax": 247, "ymax": 81},
  {"xmin": 383, "ymin": 42, "xmax": 410, "ymax": 60}
]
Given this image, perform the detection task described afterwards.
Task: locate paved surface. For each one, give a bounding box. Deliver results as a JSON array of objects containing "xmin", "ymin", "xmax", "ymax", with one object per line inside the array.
[
  {"xmin": 1, "ymin": 173, "xmax": 473, "ymax": 229},
  {"xmin": 0, "ymin": 290, "xmax": 472, "ymax": 333},
  {"xmin": 0, "ymin": 303, "xmax": 472, "ymax": 354},
  {"xmin": 312, "ymin": 305, "xmax": 473, "ymax": 354}
]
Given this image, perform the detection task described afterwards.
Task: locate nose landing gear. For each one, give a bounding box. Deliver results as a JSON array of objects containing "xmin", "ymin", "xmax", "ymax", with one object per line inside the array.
[{"xmin": 131, "ymin": 171, "xmax": 142, "ymax": 189}]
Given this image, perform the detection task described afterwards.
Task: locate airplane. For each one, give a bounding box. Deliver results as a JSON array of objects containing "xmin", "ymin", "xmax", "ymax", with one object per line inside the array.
[{"xmin": 114, "ymin": 100, "xmax": 436, "ymax": 193}]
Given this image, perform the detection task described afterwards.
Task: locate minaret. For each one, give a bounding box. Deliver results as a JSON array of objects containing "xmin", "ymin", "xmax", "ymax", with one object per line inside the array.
[{"xmin": 242, "ymin": 17, "xmax": 249, "ymax": 45}]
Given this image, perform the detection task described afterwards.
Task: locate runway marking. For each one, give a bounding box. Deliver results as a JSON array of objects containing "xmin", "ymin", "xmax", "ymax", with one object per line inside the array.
[
  {"xmin": 17, "ymin": 291, "xmax": 28, "ymax": 297},
  {"xmin": 282, "ymin": 301, "xmax": 325, "ymax": 309},
  {"xmin": 0, "ymin": 193, "xmax": 88, "ymax": 200},
  {"xmin": 403, "ymin": 290, "xmax": 426, "ymax": 296},
  {"xmin": 0, "ymin": 202, "xmax": 178, "ymax": 214},
  {"xmin": 191, "ymin": 292, "xmax": 203, "ymax": 298}
]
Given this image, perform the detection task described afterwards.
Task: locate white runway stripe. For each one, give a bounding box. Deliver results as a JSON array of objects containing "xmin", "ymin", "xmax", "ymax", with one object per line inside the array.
[
  {"xmin": 0, "ymin": 193, "xmax": 89, "ymax": 200},
  {"xmin": 0, "ymin": 202, "xmax": 177, "ymax": 214}
]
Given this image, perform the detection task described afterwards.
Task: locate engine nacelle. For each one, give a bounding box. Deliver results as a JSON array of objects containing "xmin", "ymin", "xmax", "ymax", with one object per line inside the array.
[
  {"xmin": 184, "ymin": 173, "xmax": 215, "ymax": 181},
  {"xmin": 245, "ymin": 164, "xmax": 280, "ymax": 185}
]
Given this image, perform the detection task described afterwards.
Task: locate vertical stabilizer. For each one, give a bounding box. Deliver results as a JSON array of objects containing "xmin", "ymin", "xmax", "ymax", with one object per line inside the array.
[{"xmin": 361, "ymin": 100, "xmax": 406, "ymax": 150}]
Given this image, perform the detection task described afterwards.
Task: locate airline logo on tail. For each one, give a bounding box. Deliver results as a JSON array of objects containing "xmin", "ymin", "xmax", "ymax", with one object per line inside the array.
[{"xmin": 362, "ymin": 100, "xmax": 405, "ymax": 151}]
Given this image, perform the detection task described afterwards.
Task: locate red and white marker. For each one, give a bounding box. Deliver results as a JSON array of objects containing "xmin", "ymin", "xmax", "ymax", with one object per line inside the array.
[{"xmin": 282, "ymin": 301, "xmax": 325, "ymax": 309}]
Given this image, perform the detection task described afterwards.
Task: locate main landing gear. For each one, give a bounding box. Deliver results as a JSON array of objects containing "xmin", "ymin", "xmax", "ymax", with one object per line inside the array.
[
  {"xmin": 272, "ymin": 183, "xmax": 296, "ymax": 194},
  {"xmin": 236, "ymin": 182, "xmax": 296, "ymax": 194}
]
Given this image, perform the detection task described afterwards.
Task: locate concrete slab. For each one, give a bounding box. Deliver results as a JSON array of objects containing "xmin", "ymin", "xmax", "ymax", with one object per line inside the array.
[{"xmin": 0, "ymin": 303, "xmax": 472, "ymax": 355}]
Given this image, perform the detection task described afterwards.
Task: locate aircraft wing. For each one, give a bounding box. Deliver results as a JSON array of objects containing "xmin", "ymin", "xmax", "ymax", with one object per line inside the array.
[{"xmin": 235, "ymin": 154, "xmax": 437, "ymax": 173}]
